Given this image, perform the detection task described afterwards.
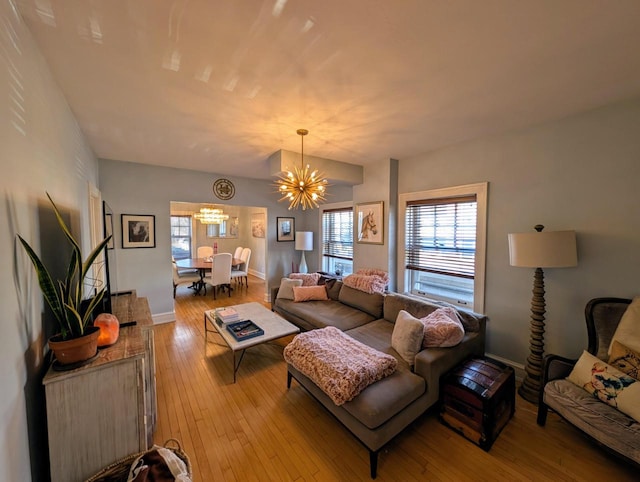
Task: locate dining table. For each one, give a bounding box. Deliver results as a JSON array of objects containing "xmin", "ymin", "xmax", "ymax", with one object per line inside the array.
[{"xmin": 176, "ymin": 256, "xmax": 244, "ymax": 295}]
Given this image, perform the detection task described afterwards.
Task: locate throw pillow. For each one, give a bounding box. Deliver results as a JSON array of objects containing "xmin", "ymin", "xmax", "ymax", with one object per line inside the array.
[
  {"xmin": 356, "ymin": 268, "xmax": 390, "ymax": 285},
  {"xmin": 293, "ymin": 285, "xmax": 329, "ymax": 302},
  {"xmin": 289, "ymin": 272, "xmax": 321, "ymax": 286},
  {"xmin": 609, "ymin": 296, "xmax": 640, "ymax": 355},
  {"xmin": 422, "ymin": 307, "xmax": 464, "ymax": 348},
  {"xmin": 324, "ymin": 279, "xmax": 343, "ymax": 300},
  {"xmin": 567, "ymin": 350, "xmax": 640, "ymax": 422},
  {"xmin": 608, "ymin": 341, "xmax": 640, "ymax": 380},
  {"xmin": 342, "ymin": 273, "xmax": 386, "ymax": 294},
  {"xmin": 392, "ymin": 310, "xmax": 425, "ymax": 364},
  {"xmin": 276, "ymin": 278, "xmax": 303, "ymax": 300}
]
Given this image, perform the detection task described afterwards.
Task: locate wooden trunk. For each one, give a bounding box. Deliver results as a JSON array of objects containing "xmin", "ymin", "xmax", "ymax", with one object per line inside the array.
[{"xmin": 440, "ymin": 357, "xmax": 515, "ymax": 450}]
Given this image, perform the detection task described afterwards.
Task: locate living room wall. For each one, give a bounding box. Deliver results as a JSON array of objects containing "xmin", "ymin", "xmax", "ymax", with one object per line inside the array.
[
  {"xmin": 98, "ymin": 159, "xmax": 353, "ymax": 319},
  {"xmin": 398, "ymin": 98, "xmax": 640, "ymax": 367},
  {"xmin": 0, "ymin": 3, "xmax": 101, "ymax": 480}
]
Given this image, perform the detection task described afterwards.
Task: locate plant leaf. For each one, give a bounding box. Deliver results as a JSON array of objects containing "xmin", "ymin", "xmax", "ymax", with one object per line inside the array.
[{"xmin": 17, "ymin": 235, "xmax": 68, "ymax": 337}]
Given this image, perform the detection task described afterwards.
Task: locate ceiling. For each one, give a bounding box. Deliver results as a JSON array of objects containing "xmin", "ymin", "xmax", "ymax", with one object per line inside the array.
[{"xmin": 17, "ymin": 0, "xmax": 640, "ymax": 180}]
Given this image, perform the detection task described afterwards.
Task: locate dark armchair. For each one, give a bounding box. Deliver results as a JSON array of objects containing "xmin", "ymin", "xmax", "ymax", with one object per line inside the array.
[{"xmin": 537, "ymin": 297, "xmax": 639, "ymax": 466}]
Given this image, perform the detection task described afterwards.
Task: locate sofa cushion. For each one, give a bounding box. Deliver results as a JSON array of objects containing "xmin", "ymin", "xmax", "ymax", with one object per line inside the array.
[
  {"xmin": 341, "ymin": 367, "xmax": 426, "ymax": 429},
  {"xmin": 338, "ymin": 285, "xmax": 384, "ymax": 318},
  {"xmin": 608, "ymin": 341, "xmax": 640, "ymax": 380},
  {"xmin": 293, "ymin": 285, "xmax": 329, "ymax": 302},
  {"xmin": 383, "ymin": 292, "xmax": 483, "ymax": 333},
  {"xmin": 610, "ymin": 296, "xmax": 640, "ymax": 355},
  {"xmin": 544, "ymin": 379, "xmax": 640, "ymax": 463},
  {"xmin": 289, "ymin": 272, "xmax": 321, "ymax": 286},
  {"xmin": 325, "ymin": 279, "xmax": 343, "ymax": 300},
  {"xmin": 568, "ymin": 350, "xmax": 640, "ymax": 422},
  {"xmin": 275, "ymin": 298, "xmax": 375, "ymax": 331},
  {"xmin": 343, "ymin": 273, "xmax": 387, "ymax": 294},
  {"xmin": 392, "ymin": 310, "xmax": 425, "ymax": 364},
  {"xmin": 276, "ymin": 278, "xmax": 303, "ymax": 300},
  {"xmin": 422, "ymin": 307, "xmax": 465, "ymax": 348}
]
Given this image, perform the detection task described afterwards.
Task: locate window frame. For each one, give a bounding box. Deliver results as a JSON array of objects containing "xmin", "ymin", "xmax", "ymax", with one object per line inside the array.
[
  {"xmin": 319, "ymin": 202, "xmax": 354, "ymax": 276},
  {"xmin": 170, "ymin": 215, "xmax": 193, "ymax": 260},
  {"xmin": 398, "ymin": 182, "xmax": 488, "ymax": 313}
]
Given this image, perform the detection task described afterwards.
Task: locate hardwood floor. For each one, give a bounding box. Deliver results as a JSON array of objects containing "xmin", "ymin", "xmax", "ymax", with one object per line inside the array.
[{"xmin": 154, "ymin": 277, "xmax": 637, "ymax": 481}]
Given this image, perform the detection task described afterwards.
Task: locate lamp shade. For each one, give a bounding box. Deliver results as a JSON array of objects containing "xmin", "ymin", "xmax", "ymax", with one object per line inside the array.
[
  {"xmin": 508, "ymin": 230, "xmax": 577, "ymax": 268},
  {"xmin": 295, "ymin": 231, "xmax": 313, "ymax": 251}
]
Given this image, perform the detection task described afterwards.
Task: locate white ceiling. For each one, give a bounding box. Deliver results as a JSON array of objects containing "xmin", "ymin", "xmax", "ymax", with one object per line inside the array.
[{"xmin": 17, "ymin": 0, "xmax": 640, "ymax": 180}]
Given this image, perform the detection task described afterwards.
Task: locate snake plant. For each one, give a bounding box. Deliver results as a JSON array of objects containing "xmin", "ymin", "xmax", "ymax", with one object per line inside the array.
[{"xmin": 18, "ymin": 193, "xmax": 112, "ymax": 340}]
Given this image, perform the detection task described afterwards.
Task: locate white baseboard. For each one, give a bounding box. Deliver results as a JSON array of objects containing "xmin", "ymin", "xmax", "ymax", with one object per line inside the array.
[
  {"xmin": 249, "ymin": 268, "xmax": 265, "ymax": 280},
  {"xmin": 485, "ymin": 352, "xmax": 525, "ymax": 381},
  {"xmin": 152, "ymin": 311, "xmax": 176, "ymax": 325}
]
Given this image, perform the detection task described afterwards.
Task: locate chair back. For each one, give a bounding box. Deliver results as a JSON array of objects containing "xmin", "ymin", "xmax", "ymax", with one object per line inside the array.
[
  {"xmin": 585, "ymin": 297, "xmax": 632, "ymax": 360},
  {"xmin": 210, "ymin": 253, "xmax": 232, "ymax": 285},
  {"xmin": 240, "ymin": 248, "xmax": 251, "ymax": 271},
  {"xmin": 172, "ymin": 261, "xmax": 181, "ymax": 284},
  {"xmin": 197, "ymin": 246, "xmax": 213, "ymax": 258},
  {"xmin": 233, "ymin": 246, "xmax": 243, "ymax": 260}
]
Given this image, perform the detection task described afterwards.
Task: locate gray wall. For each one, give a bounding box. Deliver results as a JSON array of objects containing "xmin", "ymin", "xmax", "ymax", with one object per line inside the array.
[
  {"xmin": 398, "ymin": 98, "xmax": 640, "ymax": 365},
  {"xmin": 98, "ymin": 159, "xmax": 352, "ymax": 319},
  {"xmin": 1, "ymin": 3, "xmax": 101, "ymax": 480}
]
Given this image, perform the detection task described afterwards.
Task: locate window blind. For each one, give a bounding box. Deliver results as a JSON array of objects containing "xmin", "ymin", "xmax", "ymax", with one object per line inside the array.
[
  {"xmin": 322, "ymin": 208, "xmax": 353, "ymax": 260},
  {"xmin": 405, "ymin": 195, "xmax": 477, "ymax": 279}
]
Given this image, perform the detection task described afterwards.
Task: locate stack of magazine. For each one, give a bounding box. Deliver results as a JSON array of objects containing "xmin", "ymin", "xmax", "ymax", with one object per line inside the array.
[
  {"xmin": 214, "ymin": 307, "xmax": 240, "ymax": 326},
  {"xmin": 226, "ymin": 320, "xmax": 264, "ymax": 341}
]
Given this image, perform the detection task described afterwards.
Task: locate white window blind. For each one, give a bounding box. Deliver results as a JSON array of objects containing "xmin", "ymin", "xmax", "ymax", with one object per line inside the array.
[
  {"xmin": 405, "ymin": 195, "xmax": 477, "ymax": 279},
  {"xmin": 322, "ymin": 208, "xmax": 353, "ymax": 261}
]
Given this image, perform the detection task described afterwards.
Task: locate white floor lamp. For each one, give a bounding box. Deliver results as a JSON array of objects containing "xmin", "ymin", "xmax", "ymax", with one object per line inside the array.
[
  {"xmin": 295, "ymin": 231, "xmax": 313, "ymax": 274},
  {"xmin": 508, "ymin": 224, "xmax": 577, "ymax": 404}
]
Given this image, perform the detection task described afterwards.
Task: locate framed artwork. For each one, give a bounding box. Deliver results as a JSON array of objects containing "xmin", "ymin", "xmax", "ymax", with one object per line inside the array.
[
  {"xmin": 251, "ymin": 213, "xmax": 265, "ymax": 238},
  {"xmin": 356, "ymin": 201, "xmax": 384, "ymax": 244},
  {"xmin": 121, "ymin": 214, "xmax": 156, "ymax": 248},
  {"xmin": 104, "ymin": 213, "xmax": 114, "ymax": 249},
  {"xmin": 277, "ymin": 217, "xmax": 295, "ymax": 242}
]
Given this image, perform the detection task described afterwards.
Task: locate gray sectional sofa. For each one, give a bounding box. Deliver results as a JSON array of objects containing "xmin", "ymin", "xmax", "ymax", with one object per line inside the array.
[{"xmin": 272, "ymin": 280, "xmax": 488, "ymax": 478}]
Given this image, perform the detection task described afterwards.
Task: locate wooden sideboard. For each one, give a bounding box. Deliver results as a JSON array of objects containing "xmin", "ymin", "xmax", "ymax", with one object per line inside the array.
[{"xmin": 43, "ymin": 292, "xmax": 156, "ymax": 482}]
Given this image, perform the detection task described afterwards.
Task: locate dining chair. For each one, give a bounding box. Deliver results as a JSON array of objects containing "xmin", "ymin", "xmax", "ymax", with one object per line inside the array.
[
  {"xmin": 197, "ymin": 246, "xmax": 214, "ymax": 259},
  {"xmin": 204, "ymin": 253, "xmax": 232, "ymax": 299},
  {"xmin": 172, "ymin": 256, "xmax": 198, "ymax": 276},
  {"xmin": 172, "ymin": 261, "xmax": 201, "ymax": 298},
  {"xmin": 231, "ymin": 248, "xmax": 251, "ymax": 287},
  {"xmin": 233, "ymin": 246, "xmax": 243, "ymax": 261}
]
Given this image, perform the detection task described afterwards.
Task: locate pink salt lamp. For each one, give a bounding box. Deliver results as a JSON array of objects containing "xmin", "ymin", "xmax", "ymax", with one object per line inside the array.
[{"xmin": 94, "ymin": 313, "xmax": 120, "ymax": 347}]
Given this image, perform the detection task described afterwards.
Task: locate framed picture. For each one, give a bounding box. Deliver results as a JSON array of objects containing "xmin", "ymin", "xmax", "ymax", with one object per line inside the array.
[
  {"xmin": 121, "ymin": 214, "xmax": 156, "ymax": 248},
  {"xmin": 104, "ymin": 213, "xmax": 114, "ymax": 249},
  {"xmin": 277, "ymin": 217, "xmax": 295, "ymax": 242},
  {"xmin": 251, "ymin": 213, "xmax": 265, "ymax": 238},
  {"xmin": 356, "ymin": 201, "xmax": 384, "ymax": 244}
]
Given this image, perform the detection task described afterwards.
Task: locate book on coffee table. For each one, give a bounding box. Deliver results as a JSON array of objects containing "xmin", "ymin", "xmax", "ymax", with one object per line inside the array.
[
  {"xmin": 226, "ymin": 319, "xmax": 264, "ymax": 341},
  {"xmin": 214, "ymin": 307, "xmax": 240, "ymax": 325}
]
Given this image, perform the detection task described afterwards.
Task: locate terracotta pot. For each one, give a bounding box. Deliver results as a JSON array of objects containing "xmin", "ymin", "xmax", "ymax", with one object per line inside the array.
[{"xmin": 48, "ymin": 326, "xmax": 100, "ymax": 365}]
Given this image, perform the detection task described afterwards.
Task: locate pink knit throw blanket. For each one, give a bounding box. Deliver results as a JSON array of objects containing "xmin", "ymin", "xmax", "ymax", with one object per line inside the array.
[{"xmin": 284, "ymin": 327, "xmax": 397, "ymax": 406}]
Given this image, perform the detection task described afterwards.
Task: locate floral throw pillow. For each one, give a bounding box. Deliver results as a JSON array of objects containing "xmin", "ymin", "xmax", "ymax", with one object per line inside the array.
[{"xmin": 568, "ymin": 350, "xmax": 640, "ymax": 421}]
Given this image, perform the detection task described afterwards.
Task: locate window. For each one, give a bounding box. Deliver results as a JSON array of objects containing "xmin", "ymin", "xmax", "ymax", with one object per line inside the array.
[
  {"xmin": 399, "ymin": 183, "xmax": 487, "ymax": 312},
  {"xmin": 170, "ymin": 215, "xmax": 192, "ymax": 259},
  {"xmin": 322, "ymin": 207, "xmax": 353, "ymax": 276}
]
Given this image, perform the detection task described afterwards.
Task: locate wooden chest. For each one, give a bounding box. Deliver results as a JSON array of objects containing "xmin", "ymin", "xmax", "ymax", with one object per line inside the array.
[{"xmin": 440, "ymin": 357, "xmax": 515, "ymax": 450}]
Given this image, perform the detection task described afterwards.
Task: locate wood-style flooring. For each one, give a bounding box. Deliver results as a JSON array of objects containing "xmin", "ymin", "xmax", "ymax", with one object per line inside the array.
[{"xmin": 153, "ymin": 277, "xmax": 637, "ymax": 481}]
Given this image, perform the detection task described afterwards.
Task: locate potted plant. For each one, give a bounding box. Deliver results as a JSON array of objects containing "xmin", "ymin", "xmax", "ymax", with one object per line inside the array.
[{"xmin": 18, "ymin": 193, "xmax": 112, "ymax": 365}]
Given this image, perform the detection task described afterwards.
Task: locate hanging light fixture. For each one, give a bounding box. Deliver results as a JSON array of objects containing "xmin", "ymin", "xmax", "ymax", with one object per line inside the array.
[
  {"xmin": 275, "ymin": 129, "xmax": 328, "ymax": 210},
  {"xmin": 193, "ymin": 207, "xmax": 229, "ymax": 224}
]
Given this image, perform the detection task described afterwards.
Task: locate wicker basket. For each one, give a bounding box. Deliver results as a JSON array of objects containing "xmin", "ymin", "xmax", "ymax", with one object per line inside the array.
[{"xmin": 85, "ymin": 439, "xmax": 192, "ymax": 482}]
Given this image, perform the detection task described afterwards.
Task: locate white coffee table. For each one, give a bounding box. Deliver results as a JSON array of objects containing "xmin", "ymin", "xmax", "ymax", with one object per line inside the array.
[{"xmin": 204, "ymin": 302, "xmax": 300, "ymax": 382}]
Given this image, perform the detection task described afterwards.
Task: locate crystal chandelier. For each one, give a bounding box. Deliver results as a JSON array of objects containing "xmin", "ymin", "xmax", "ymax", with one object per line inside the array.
[
  {"xmin": 275, "ymin": 129, "xmax": 328, "ymax": 210},
  {"xmin": 193, "ymin": 207, "xmax": 229, "ymax": 224}
]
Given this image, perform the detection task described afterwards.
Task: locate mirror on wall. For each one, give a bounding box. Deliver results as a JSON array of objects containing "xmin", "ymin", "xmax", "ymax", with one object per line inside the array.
[{"xmin": 206, "ymin": 216, "xmax": 238, "ymax": 238}]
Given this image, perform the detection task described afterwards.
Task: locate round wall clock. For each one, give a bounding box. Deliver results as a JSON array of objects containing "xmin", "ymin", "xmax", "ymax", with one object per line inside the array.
[{"xmin": 213, "ymin": 178, "xmax": 235, "ymax": 200}]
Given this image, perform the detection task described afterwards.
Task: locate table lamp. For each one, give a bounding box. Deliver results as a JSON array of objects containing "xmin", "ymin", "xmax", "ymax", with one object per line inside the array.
[
  {"xmin": 295, "ymin": 231, "xmax": 313, "ymax": 274},
  {"xmin": 508, "ymin": 224, "xmax": 577, "ymax": 404}
]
